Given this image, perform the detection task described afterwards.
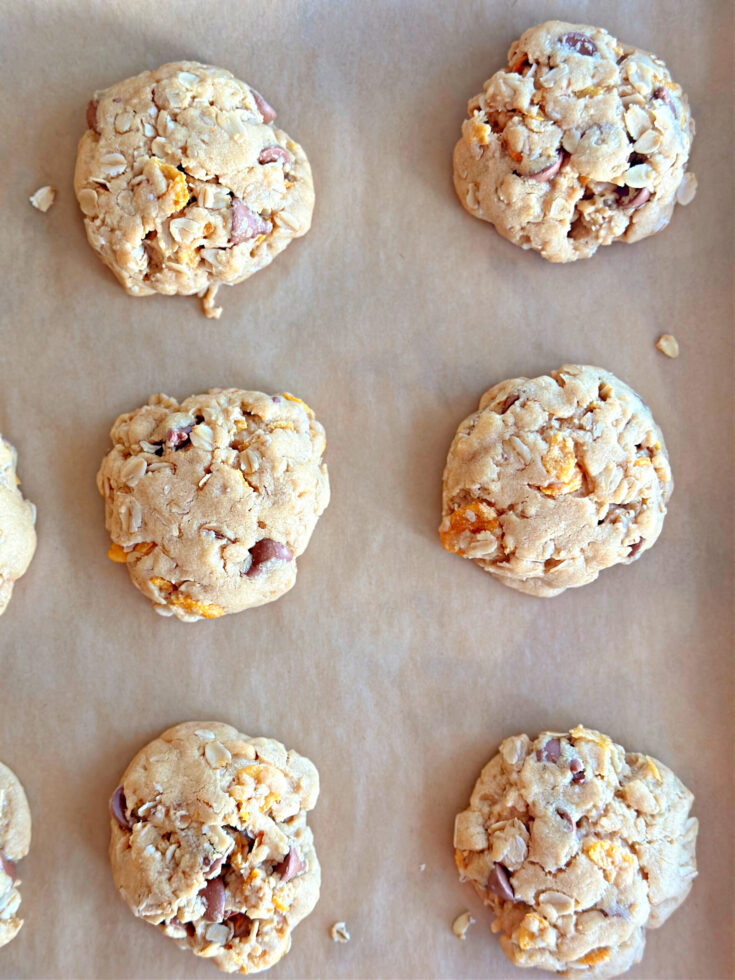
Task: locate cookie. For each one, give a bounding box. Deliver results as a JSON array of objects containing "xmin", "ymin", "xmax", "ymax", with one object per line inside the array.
[
  {"xmin": 109, "ymin": 722, "xmax": 319, "ymax": 974},
  {"xmin": 0, "ymin": 761, "xmax": 32, "ymax": 948},
  {"xmin": 439, "ymin": 365, "xmax": 671, "ymax": 596},
  {"xmin": 454, "ymin": 727, "xmax": 698, "ymax": 979},
  {"xmin": 74, "ymin": 61, "xmax": 314, "ymax": 318},
  {"xmin": 0, "ymin": 435, "xmax": 37, "ymax": 615},
  {"xmin": 453, "ymin": 21, "xmax": 696, "ymax": 262},
  {"xmin": 97, "ymin": 388, "xmax": 329, "ymax": 621}
]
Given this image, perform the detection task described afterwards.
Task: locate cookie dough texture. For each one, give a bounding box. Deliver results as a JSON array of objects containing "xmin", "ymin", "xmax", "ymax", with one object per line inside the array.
[
  {"xmin": 74, "ymin": 61, "xmax": 314, "ymax": 318},
  {"xmin": 453, "ymin": 21, "xmax": 696, "ymax": 262},
  {"xmin": 110, "ymin": 722, "xmax": 320, "ymax": 974},
  {"xmin": 454, "ymin": 727, "xmax": 698, "ymax": 979},
  {"xmin": 97, "ymin": 388, "xmax": 329, "ymax": 621},
  {"xmin": 0, "ymin": 435, "xmax": 37, "ymax": 615},
  {"xmin": 0, "ymin": 761, "xmax": 32, "ymax": 948},
  {"xmin": 439, "ymin": 365, "xmax": 672, "ymax": 597}
]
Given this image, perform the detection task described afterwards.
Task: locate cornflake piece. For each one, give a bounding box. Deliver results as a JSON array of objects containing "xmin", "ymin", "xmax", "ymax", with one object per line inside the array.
[
  {"xmin": 452, "ymin": 910, "xmax": 475, "ymax": 940},
  {"xmin": 656, "ymin": 334, "xmax": 680, "ymax": 359},
  {"xmin": 29, "ymin": 185, "xmax": 56, "ymax": 212},
  {"xmin": 330, "ymin": 921, "xmax": 350, "ymax": 943}
]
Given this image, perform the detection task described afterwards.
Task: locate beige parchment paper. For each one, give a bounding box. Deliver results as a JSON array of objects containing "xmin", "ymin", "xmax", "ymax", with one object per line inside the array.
[{"xmin": 0, "ymin": 0, "xmax": 733, "ymax": 977}]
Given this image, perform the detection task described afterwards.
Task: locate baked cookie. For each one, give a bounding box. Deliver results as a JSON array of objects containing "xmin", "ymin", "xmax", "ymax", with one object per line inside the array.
[
  {"xmin": 0, "ymin": 435, "xmax": 37, "ymax": 615},
  {"xmin": 453, "ymin": 21, "xmax": 696, "ymax": 261},
  {"xmin": 0, "ymin": 761, "xmax": 32, "ymax": 948},
  {"xmin": 97, "ymin": 388, "xmax": 329, "ymax": 621},
  {"xmin": 109, "ymin": 722, "xmax": 319, "ymax": 974},
  {"xmin": 454, "ymin": 727, "xmax": 698, "ymax": 979},
  {"xmin": 74, "ymin": 61, "xmax": 314, "ymax": 318},
  {"xmin": 439, "ymin": 365, "xmax": 671, "ymax": 597}
]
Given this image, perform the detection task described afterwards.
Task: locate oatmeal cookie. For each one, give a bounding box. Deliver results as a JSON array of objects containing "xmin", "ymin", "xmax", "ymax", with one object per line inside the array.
[
  {"xmin": 0, "ymin": 434, "xmax": 37, "ymax": 615},
  {"xmin": 109, "ymin": 722, "xmax": 319, "ymax": 974},
  {"xmin": 0, "ymin": 761, "xmax": 31, "ymax": 949},
  {"xmin": 97, "ymin": 388, "xmax": 329, "ymax": 621},
  {"xmin": 453, "ymin": 21, "xmax": 696, "ymax": 261},
  {"xmin": 439, "ymin": 365, "xmax": 671, "ymax": 596},
  {"xmin": 454, "ymin": 727, "xmax": 698, "ymax": 979},
  {"xmin": 74, "ymin": 61, "xmax": 314, "ymax": 318}
]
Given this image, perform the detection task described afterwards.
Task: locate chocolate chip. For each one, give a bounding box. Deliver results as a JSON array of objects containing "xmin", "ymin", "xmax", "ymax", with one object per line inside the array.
[
  {"xmin": 258, "ymin": 145, "xmax": 292, "ymax": 166},
  {"xmin": 199, "ymin": 876, "xmax": 225, "ymax": 922},
  {"xmin": 487, "ymin": 862, "xmax": 515, "ymax": 902},
  {"xmin": 230, "ymin": 198, "xmax": 272, "ymax": 245},
  {"xmin": 165, "ymin": 425, "xmax": 193, "ymax": 449},
  {"xmin": 617, "ymin": 187, "xmax": 651, "ymax": 210},
  {"xmin": 628, "ymin": 538, "xmax": 645, "ymax": 558},
  {"xmin": 0, "ymin": 852, "xmax": 17, "ymax": 881},
  {"xmin": 205, "ymin": 856, "xmax": 224, "ymax": 879},
  {"xmin": 251, "ymin": 88, "xmax": 276, "ymax": 123},
  {"xmin": 246, "ymin": 539, "xmax": 294, "ymax": 578},
  {"xmin": 498, "ymin": 394, "xmax": 520, "ymax": 414},
  {"xmin": 536, "ymin": 738, "xmax": 561, "ymax": 763},
  {"xmin": 109, "ymin": 786, "xmax": 131, "ymax": 831},
  {"xmin": 274, "ymin": 847, "xmax": 306, "ymax": 884},
  {"xmin": 569, "ymin": 758, "xmax": 586, "ymax": 785},
  {"xmin": 230, "ymin": 913, "xmax": 252, "ymax": 939},
  {"xmin": 86, "ymin": 99, "xmax": 99, "ymax": 132},
  {"xmin": 559, "ymin": 32, "xmax": 598, "ymax": 56},
  {"xmin": 527, "ymin": 151, "xmax": 564, "ymax": 182}
]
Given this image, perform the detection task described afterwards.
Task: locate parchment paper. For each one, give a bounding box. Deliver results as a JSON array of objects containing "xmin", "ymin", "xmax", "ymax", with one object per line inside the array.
[{"xmin": 0, "ymin": 1, "xmax": 732, "ymax": 977}]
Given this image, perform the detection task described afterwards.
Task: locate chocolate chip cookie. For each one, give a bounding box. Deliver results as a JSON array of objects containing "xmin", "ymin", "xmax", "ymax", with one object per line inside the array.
[
  {"xmin": 453, "ymin": 21, "xmax": 696, "ymax": 261},
  {"xmin": 74, "ymin": 61, "xmax": 314, "ymax": 318},
  {"xmin": 109, "ymin": 722, "xmax": 320, "ymax": 974},
  {"xmin": 0, "ymin": 761, "xmax": 31, "ymax": 948},
  {"xmin": 439, "ymin": 365, "xmax": 671, "ymax": 596},
  {"xmin": 454, "ymin": 727, "xmax": 698, "ymax": 979},
  {"xmin": 97, "ymin": 388, "xmax": 329, "ymax": 621},
  {"xmin": 0, "ymin": 434, "xmax": 37, "ymax": 615}
]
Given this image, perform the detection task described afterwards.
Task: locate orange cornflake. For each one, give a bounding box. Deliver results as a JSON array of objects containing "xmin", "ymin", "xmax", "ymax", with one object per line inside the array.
[
  {"xmin": 577, "ymin": 948, "xmax": 610, "ymax": 967},
  {"xmin": 273, "ymin": 896, "xmax": 288, "ymax": 912},
  {"xmin": 149, "ymin": 577, "xmax": 223, "ymax": 618},
  {"xmin": 282, "ymin": 393, "xmax": 314, "ymax": 417},
  {"xmin": 440, "ymin": 501, "xmax": 499, "ymax": 555},
  {"xmin": 169, "ymin": 593, "xmax": 224, "ymax": 619},
  {"xmin": 134, "ymin": 541, "xmax": 155, "ymax": 555},
  {"xmin": 538, "ymin": 433, "xmax": 582, "ymax": 496},
  {"xmin": 151, "ymin": 158, "xmax": 188, "ymax": 211},
  {"xmin": 584, "ymin": 840, "xmax": 635, "ymax": 882},
  {"xmin": 107, "ymin": 543, "xmax": 127, "ymax": 563}
]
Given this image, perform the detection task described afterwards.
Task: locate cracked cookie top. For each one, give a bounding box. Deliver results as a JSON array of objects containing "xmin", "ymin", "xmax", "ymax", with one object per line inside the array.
[
  {"xmin": 454, "ymin": 727, "xmax": 698, "ymax": 979},
  {"xmin": 453, "ymin": 21, "xmax": 696, "ymax": 262},
  {"xmin": 0, "ymin": 435, "xmax": 37, "ymax": 615},
  {"xmin": 110, "ymin": 721, "xmax": 319, "ymax": 974},
  {"xmin": 0, "ymin": 761, "xmax": 31, "ymax": 949},
  {"xmin": 97, "ymin": 388, "xmax": 329, "ymax": 621},
  {"xmin": 74, "ymin": 61, "xmax": 314, "ymax": 318},
  {"xmin": 439, "ymin": 365, "xmax": 672, "ymax": 597}
]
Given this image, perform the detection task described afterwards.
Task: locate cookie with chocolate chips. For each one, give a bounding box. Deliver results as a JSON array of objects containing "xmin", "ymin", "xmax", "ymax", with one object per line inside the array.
[
  {"xmin": 109, "ymin": 722, "xmax": 320, "ymax": 974},
  {"xmin": 439, "ymin": 365, "xmax": 672, "ymax": 596},
  {"xmin": 97, "ymin": 388, "xmax": 329, "ymax": 621},
  {"xmin": 453, "ymin": 21, "xmax": 696, "ymax": 261},
  {"xmin": 74, "ymin": 61, "xmax": 314, "ymax": 318},
  {"xmin": 454, "ymin": 727, "xmax": 698, "ymax": 979},
  {"xmin": 0, "ymin": 761, "xmax": 31, "ymax": 948}
]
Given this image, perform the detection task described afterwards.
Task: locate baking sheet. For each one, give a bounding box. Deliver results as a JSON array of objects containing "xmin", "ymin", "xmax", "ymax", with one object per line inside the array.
[{"xmin": 1, "ymin": 0, "xmax": 733, "ymax": 977}]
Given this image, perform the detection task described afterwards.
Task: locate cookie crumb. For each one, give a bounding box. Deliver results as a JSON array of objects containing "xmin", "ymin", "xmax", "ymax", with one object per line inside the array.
[
  {"xmin": 452, "ymin": 911, "xmax": 475, "ymax": 940},
  {"xmin": 656, "ymin": 334, "xmax": 680, "ymax": 358},
  {"xmin": 419, "ymin": 863, "xmax": 426, "ymax": 872},
  {"xmin": 201, "ymin": 284, "xmax": 223, "ymax": 320},
  {"xmin": 330, "ymin": 921, "xmax": 350, "ymax": 943},
  {"xmin": 29, "ymin": 185, "xmax": 56, "ymax": 212}
]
